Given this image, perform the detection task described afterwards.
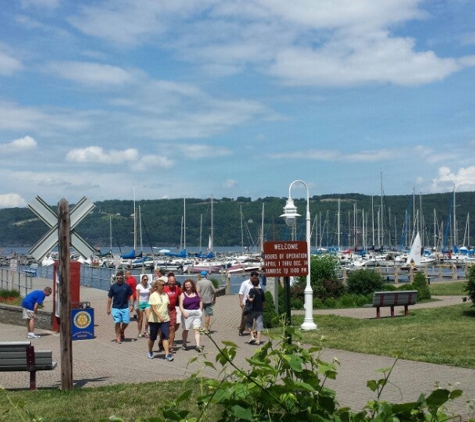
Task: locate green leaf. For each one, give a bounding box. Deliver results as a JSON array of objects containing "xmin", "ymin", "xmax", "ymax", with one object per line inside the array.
[
  {"xmin": 229, "ymin": 404, "xmax": 253, "ymax": 420},
  {"xmin": 425, "ymin": 389, "xmax": 450, "ymax": 407}
]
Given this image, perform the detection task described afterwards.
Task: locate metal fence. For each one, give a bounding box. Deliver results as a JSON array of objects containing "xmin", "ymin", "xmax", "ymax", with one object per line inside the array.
[{"xmin": 0, "ymin": 268, "xmax": 34, "ymax": 296}]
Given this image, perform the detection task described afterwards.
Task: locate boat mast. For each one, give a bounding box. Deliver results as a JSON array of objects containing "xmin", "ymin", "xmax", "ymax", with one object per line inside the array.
[
  {"xmin": 337, "ymin": 198, "xmax": 341, "ymax": 251},
  {"xmin": 210, "ymin": 195, "xmax": 214, "ymax": 253},
  {"xmin": 133, "ymin": 187, "xmax": 137, "ymax": 252},
  {"xmin": 139, "ymin": 205, "xmax": 143, "ymax": 253},
  {"xmin": 183, "ymin": 197, "xmax": 186, "ymax": 252},
  {"xmin": 260, "ymin": 202, "xmax": 265, "ymax": 254},
  {"xmin": 453, "ymin": 184, "xmax": 457, "ymax": 249},
  {"xmin": 109, "ymin": 215, "xmax": 113, "ymax": 252},
  {"xmin": 240, "ymin": 205, "xmax": 244, "ymax": 253},
  {"xmin": 199, "ymin": 214, "xmax": 203, "ymax": 253}
]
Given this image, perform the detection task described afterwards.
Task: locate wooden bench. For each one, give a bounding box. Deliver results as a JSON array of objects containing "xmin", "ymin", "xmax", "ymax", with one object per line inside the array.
[
  {"xmin": 372, "ymin": 290, "xmax": 418, "ymax": 318},
  {"xmin": 0, "ymin": 341, "xmax": 57, "ymax": 390}
]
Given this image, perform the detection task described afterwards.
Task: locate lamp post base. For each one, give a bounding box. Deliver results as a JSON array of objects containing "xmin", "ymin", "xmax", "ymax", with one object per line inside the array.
[
  {"xmin": 301, "ymin": 320, "xmax": 317, "ymax": 330},
  {"xmin": 300, "ymin": 287, "xmax": 317, "ymax": 331}
]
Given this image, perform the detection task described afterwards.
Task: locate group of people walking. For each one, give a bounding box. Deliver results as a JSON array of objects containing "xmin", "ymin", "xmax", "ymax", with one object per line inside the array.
[{"xmin": 107, "ymin": 268, "xmax": 217, "ymax": 361}]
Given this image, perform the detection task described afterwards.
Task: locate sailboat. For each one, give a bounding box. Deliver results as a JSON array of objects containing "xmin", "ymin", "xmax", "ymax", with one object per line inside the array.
[{"xmin": 120, "ymin": 192, "xmax": 142, "ymax": 260}]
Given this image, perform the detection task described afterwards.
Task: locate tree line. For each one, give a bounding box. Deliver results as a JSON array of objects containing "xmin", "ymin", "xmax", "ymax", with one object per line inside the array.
[{"xmin": 0, "ymin": 191, "xmax": 473, "ymax": 250}]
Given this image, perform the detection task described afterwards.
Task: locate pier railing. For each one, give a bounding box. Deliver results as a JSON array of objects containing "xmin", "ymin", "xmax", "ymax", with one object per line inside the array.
[{"xmin": 340, "ymin": 262, "xmax": 472, "ymax": 285}]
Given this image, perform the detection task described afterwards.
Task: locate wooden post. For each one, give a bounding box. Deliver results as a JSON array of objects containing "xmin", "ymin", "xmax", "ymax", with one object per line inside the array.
[{"xmin": 58, "ymin": 199, "xmax": 73, "ymax": 391}]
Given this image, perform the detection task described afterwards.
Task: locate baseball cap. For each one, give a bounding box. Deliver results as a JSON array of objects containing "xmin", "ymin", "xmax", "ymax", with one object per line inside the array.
[{"xmin": 200, "ymin": 270, "xmax": 208, "ymax": 276}]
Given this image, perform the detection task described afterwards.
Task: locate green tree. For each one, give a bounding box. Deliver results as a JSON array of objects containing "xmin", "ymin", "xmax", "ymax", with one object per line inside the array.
[
  {"xmin": 347, "ymin": 269, "xmax": 384, "ymax": 296},
  {"xmin": 412, "ymin": 271, "xmax": 431, "ymax": 300},
  {"xmin": 307, "ymin": 254, "xmax": 345, "ymax": 300},
  {"xmin": 465, "ymin": 264, "xmax": 475, "ymax": 308}
]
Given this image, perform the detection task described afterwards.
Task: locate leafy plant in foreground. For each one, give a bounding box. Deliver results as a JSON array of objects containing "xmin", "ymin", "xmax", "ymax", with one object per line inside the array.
[{"xmin": 153, "ymin": 325, "xmax": 466, "ymax": 421}]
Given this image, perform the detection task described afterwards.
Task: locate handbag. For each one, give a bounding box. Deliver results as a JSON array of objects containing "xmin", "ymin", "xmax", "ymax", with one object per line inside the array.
[{"xmin": 243, "ymin": 299, "xmax": 253, "ymax": 314}]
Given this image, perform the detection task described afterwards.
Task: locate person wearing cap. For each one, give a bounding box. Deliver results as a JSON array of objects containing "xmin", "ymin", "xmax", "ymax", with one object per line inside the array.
[
  {"xmin": 196, "ymin": 270, "xmax": 216, "ymax": 334},
  {"xmin": 238, "ymin": 271, "xmax": 261, "ymax": 336}
]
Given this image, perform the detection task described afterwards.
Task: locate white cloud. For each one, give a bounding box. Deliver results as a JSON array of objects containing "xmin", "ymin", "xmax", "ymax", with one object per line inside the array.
[
  {"xmin": 67, "ymin": 1, "xmax": 473, "ymax": 87},
  {"xmin": 66, "ymin": 146, "xmax": 138, "ymax": 163},
  {"xmin": 129, "ymin": 154, "xmax": 174, "ymax": 171},
  {"xmin": 0, "ymin": 43, "xmax": 23, "ymax": 76},
  {"xmin": 0, "ymin": 194, "xmax": 27, "ymax": 209},
  {"xmin": 0, "ymin": 136, "xmax": 37, "ymax": 154},
  {"xmin": 269, "ymin": 33, "xmax": 462, "ymax": 86},
  {"xmin": 47, "ymin": 61, "xmax": 135, "ymax": 87},
  {"xmin": 432, "ymin": 166, "xmax": 475, "ymax": 192},
  {"xmin": 223, "ymin": 179, "xmax": 237, "ymax": 188}
]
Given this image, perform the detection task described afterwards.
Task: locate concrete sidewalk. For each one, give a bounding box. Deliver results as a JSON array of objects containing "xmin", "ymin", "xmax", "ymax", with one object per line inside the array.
[{"xmin": 0, "ymin": 277, "xmax": 474, "ymax": 418}]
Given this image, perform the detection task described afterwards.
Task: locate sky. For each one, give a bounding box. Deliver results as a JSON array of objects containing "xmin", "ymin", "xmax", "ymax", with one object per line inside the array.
[{"xmin": 1, "ymin": 0, "xmax": 475, "ymax": 209}]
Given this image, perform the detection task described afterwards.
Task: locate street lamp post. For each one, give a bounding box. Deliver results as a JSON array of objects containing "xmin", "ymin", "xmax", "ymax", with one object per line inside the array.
[{"xmin": 280, "ymin": 180, "xmax": 317, "ymax": 331}]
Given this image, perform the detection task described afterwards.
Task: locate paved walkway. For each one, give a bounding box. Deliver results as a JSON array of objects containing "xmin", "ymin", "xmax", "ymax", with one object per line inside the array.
[{"xmin": 1, "ymin": 277, "xmax": 474, "ymax": 418}]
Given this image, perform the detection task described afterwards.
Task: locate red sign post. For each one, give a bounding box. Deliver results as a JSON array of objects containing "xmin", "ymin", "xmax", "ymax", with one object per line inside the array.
[{"xmin": 263, "ymin": 241, "xmax": 309, "ymax": 277}]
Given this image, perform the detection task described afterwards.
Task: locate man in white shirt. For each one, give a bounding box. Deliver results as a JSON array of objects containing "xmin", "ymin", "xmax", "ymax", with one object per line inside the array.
[{"xmin": 238, "ymin": 271, "xmax": 260, "ymax": 336}]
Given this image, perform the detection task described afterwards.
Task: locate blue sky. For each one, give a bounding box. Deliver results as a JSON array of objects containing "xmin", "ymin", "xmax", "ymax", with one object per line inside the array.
[{"xmin": 0, "ymin": 0, "xmax": 474, "ymax": 208}]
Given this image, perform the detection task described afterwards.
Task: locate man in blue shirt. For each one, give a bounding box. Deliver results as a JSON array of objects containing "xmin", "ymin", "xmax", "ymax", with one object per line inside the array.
[
  {"xmin": 21, "ymin": 286, "xmax": 52, "ymax": 339},
  {"xmin": 107, "ymin": 270, "xmax": 134, "ymax": 344}
]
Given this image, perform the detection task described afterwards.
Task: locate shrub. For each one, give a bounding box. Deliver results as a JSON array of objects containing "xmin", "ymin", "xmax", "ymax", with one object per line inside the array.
[
  {"xmin": 412, "ymin": 271, "xmax": 431, "ymax": 300},
  {"xmin": 382, "ymin": 283, "xmax": 397, "ymax": 291},
  {"xmin": 323, "ymin": 297, "xmax": 336, "ymax": 308},
  {"xmin": 313, "ymin": 297, "xmax": 323, "ymax": 309},
  {"xmin": 263, "ymin": 290, "xmax": 279, "ymax": 328},
  {"xmin": 346, "ymin": 269, "xmax": 384, "ymax": 295},
  {"xmin": 310, "ymin": 255, "xmax": 345, "ymax": 300},
  {"xmin": 290, "ymin": 298, "xmax": 304, "ymax": 310},
  {"xmin": 336, "ymin": 293, "xmax": 371, "ymax": 308},
  {"xmin": 0, "ymin": 289, "xmax": 21, "ymax": 299},
  {"xmin": 465, "ymin": 264, "xmax": 475, "ymax": 307}
]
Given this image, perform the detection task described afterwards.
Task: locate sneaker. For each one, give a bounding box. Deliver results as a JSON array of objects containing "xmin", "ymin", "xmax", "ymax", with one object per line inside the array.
[
  {"xmin": 138, "ymin": 333, "xmax": 142, "ymax": 338},
  {"xmin": 248, "ymin": 338, "xmax": 256, "ymax": 345},
  {"xmin": 181, "ymin": 345, "xmax": 187, "ymax": 351},
  {"xmin": 196, "ymin": 346, "xmax": 203, "ymax": 353},
  {"xmin": 27, "ymin": 333, "xmax": 40, "ymax": 339},
  {"xmin": 165, "ymin": 353, "xmax": 174, "ymax": 362},
  {"xmin": 147, "ymin": 352, "xmax": 154, "ymax": 359}
]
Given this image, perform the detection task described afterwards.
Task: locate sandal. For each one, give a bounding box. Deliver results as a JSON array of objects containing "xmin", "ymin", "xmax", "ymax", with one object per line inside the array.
[
  {"xmin": 254, "ymin": 341, "xmax": 261, "ymax": 345},
  {"xmin": 247, "ymin": 338, "xmax": 256, "ymax": 344}
]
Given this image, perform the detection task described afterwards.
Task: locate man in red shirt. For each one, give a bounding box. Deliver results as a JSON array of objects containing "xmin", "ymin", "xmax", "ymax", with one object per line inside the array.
[
  {"xmin": 125, "ymin": 270, "xmax": 137, "ymax": 319},
  {"xmin": 163, "ymin": 272, "xmax": 182, "ymax": 352}
]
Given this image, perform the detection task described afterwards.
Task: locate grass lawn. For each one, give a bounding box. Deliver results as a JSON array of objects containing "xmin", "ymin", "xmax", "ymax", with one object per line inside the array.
[
  {"xmin": 295, "ymin": 302, "xmax": 475, "ymax": 369},
  {"xmin": 429, "ymin": 280, "xmax": 468, "ymax": 296},
  {"xmin": 0, "ymin": 379, "xmax": 216, "ymax": 421}
]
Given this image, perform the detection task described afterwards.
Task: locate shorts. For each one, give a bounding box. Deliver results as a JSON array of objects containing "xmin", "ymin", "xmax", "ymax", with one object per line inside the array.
[
  {"xmin": 149, "ymin": 321, "xmax": 170, "ymax": 341},
  {"xmin": 22, "ymin": 308, "xmax": 35, "ymax": 320},
  {"xmin": 139, "ymin": 302, "xmax": 150, "ymax": 311},
  {"xmin": 203, "ymin": 303, "xmax": 213, "ymax": 317},
  {"xmin": 111, "ymin": 308, "xmax": 131, "ymax": 324},
  {"xmin": 175, "ymin": 306, "xmax": 182, "ymax": 322},
  {"xmin": 181, "ymin": 309, "xmax": 202, "ymax": 330},
  {"xmin": 169, "ymin": 307, "xmax": 177, "ymax": 327},
  {"xmin": 246, "ymin": 312, "xmax": 264, "ymax": 332}
]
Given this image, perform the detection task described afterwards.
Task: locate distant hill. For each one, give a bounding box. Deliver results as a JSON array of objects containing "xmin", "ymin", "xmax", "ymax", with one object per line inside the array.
[{"xmin": 0, "ymin": 192, "xmax": 474, "ymax": 250}]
